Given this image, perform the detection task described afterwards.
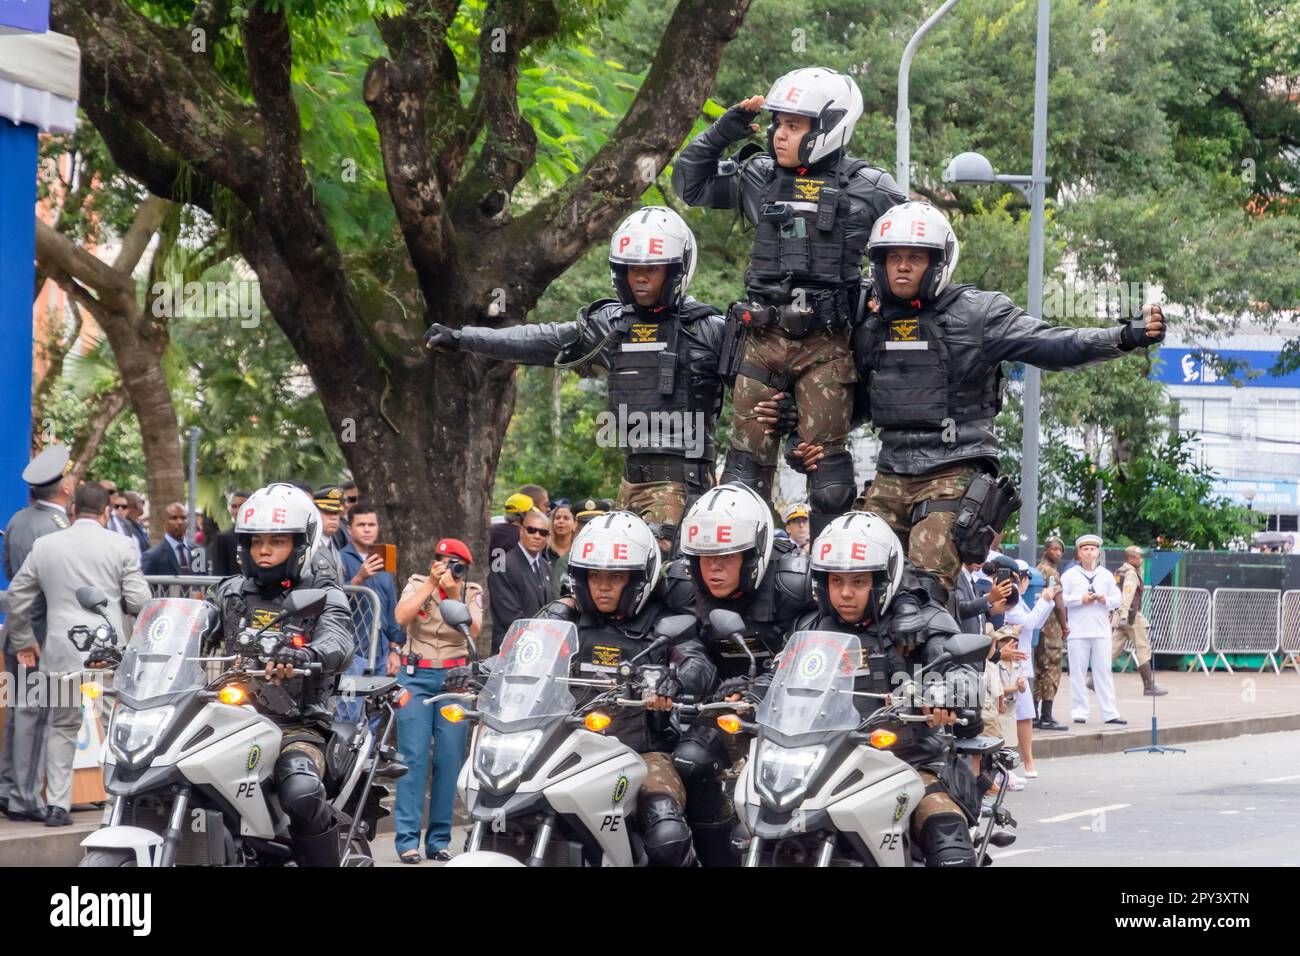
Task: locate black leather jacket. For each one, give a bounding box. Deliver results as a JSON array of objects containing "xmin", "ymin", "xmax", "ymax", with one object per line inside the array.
[
  {"xmin": 856, "ymin": 285, "xmax": 1133, "ymax": 476},
  {"xmin": 536, "ymin": 598, "xmax": 716, "ymax": 754}
]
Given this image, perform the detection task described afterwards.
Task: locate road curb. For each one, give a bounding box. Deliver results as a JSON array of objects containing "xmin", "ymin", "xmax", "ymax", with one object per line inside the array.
[{"xmin": 1032, "ymin": 711, "xmax": 1300, "ymax": 759}]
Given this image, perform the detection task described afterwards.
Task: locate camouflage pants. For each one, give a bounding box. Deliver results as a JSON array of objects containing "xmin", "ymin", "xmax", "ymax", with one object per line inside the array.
[
  {"xmin": 618, "ymin": 476, "xmax": 713, "ymax": 550},
  {"xmin": 1033, "ymin": 616, "xmax": 1065, "ymax": 702},
  {"xmin": 641, "ymin": 750, "xmax": 687, "ymax": 809},
  {"xmin": 730, "ymin": 326, "xmax": 856, "ymax": 495},
  {"xmin": 861, "ymin": 465, "xmax": 975, "ymax": 594},
  {"xmin": 913, "ymin": 770, "xmax": 964, "ymax": 837},
  {"xmin": 1112, "ymin": 615, "xmax": 1152, "ymax": 667}
]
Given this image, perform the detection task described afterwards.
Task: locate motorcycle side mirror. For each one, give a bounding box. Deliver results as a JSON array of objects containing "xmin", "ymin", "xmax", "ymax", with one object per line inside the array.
[
  {"xmin": 940, "ymin": 632, "xmax": 992, "ymax": 667},
  {"xmin": 439, "ymin": 599, "xmax": 472, "ymax": 631},
  {"xmin": 279, "ymin": 589, "xmax": 328, "ymax": 620},
  {"xmin": 708, "ymin": 609, "xmax": 756, "ymax": 678},
  {"xmin": 76, "ymin": 586, "xmax": 110, "ymax": 613},
  {"xmin": 653, "ymin": 614, "xmax": 697, "ymax": 644},
  {"xmin": 707, "ymin": 609, "xmax": 746, "ymax": 639}
]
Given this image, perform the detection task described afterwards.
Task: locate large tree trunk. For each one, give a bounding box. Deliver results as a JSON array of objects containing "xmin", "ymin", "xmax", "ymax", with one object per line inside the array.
[{"xmin": 51, "ymin": 0, "xmax": 753, "ymax": 577}]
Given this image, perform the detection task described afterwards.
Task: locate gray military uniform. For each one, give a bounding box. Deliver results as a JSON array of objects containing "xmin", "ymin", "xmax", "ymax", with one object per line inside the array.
[
  {"xmin": 0, "ymin": 500, "xmax": 69, "ymax": 812},
  {"xmin": 5, "ymin": 518, "xmax": 151, "ymax": 813}
]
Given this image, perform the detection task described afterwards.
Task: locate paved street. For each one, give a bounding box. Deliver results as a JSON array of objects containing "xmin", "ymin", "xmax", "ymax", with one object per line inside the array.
[{"xmin": 989, "ymin": 730, "xmax": 1300, "ymax": 867}]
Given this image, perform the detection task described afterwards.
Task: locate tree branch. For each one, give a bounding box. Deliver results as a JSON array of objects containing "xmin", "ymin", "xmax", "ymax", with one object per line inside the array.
[
  {"xmin": 502, "ymin": 0, "xmax": 752, "ymax": 299},
  {"xmin": 51, "ymin": 0, "xmax": 265, "ymax": 206},
  {"xmin": 112, "ymin": 195, "xmax": 172, "ymax": 275},
  {"xmin": 451, "ymin": 0, "xmax": 562, "ymax": 216},
  {"xmin": 35, "ymin": 219, "xmax": 135, "ymax": 313},
  {"xmin": 70, "ymin": 386, "xmax": 130, "ymax": 481},
  {"xmin": 363, "ymin": 0, "xmax": 465, "ymax": 295}
]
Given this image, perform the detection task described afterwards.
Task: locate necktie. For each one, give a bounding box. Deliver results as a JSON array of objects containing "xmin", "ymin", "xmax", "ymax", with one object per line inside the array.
[{"xmin": 177, "ymin": 541, "xmax": 190, "ymax": 572}]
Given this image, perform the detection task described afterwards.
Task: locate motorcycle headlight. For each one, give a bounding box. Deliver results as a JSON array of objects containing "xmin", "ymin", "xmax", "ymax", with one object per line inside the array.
[
  {"xmin": 473, "ymin": 728, "xmax": 542, "ymax": 793},
  {"xmin": 109, "ymin": 705, "xmax": 174, "ymax": 768},
  {"xmin": 754, "ymin": 740, "xmax": 826, "ymax": 812}
]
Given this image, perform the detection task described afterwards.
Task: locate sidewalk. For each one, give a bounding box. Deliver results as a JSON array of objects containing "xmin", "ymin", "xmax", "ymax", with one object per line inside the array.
[
  {"xmin": 1027, "ymin": 670, "xmax": 1300, "ymax": 758},
  {"xmin": 3, "ymin": 671, "xmax": 1296, "ymax": 865}
]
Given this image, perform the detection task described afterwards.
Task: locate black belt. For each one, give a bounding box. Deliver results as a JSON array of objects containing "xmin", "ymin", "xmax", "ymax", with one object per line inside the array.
[
  {"xmin": 737, "ymin": 361, "xmax": 795, "ymax": 393},
  {"xmin": 911, "ymin": 499, "xmax": 960, "ymax": 524},
  {"xmin": 624, "ymin": 456, "xmax": 687, "ymax": 483}
]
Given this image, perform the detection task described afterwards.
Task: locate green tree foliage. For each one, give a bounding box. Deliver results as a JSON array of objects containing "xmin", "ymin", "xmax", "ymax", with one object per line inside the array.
[{"xmin": 1035, "ymin": 433, "xmax": 1255, "ymax": 549}]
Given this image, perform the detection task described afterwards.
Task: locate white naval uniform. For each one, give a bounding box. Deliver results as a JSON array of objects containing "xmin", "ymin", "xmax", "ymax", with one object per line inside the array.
[
  {"xmin": 1061, "ymin": 563, "xmax": 1122, "ymax": 722},
  {"xmin": 1005, "ymin": 593, "xmax": 1054, "ymax": 721}
]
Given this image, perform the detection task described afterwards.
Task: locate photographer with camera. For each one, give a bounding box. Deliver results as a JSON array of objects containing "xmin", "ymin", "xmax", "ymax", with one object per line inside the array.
[{"xmin": 390, "ymin": 538, "xmax": 483, "ymax": 863}]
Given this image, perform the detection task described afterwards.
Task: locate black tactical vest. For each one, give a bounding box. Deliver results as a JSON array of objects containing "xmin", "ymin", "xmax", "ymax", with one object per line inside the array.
[
  {"xmin": 220, "ymin": 583, "xmax": 329, "ymax": 715},
  {"xmin": 572, "ymin": 605, "xmax": 670, "ymax": 754},
  {"xmin": 863, "ymin": 286, "xmax": 1003, "ymax": 430},
  {"xmin": 603, "ymin": 300, "xmax": 720, "ymax": 461},
  {"xmin": 693, "ymin": 540, "xmax": 812, "ymax": 680},
  {"xmin": 746, "ymin": 157, "xmax": 871, "ymax": 292}
]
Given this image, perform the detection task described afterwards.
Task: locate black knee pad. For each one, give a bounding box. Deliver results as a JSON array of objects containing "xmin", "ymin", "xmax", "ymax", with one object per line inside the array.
[
  {"xmin": 720, "ymin": 452, "xmax": 774, "ymax": 500},
  {"xmin": 918, "ymin": 812, "xmax": 977, "ymax": 868},
  {"xmin": 672, "ymin": 733, "xmax": 729, "ymax": 822},
  {"xmin": 638, "ymin": 793, "xmax": 696, "ymax": 867},
  {"xmin": 275, "ymin": 751, "xmax": 331, "ymax": 835},
  {"xmin": 808, "ymin": 451, "xmax": 857, "ymax": 539}
]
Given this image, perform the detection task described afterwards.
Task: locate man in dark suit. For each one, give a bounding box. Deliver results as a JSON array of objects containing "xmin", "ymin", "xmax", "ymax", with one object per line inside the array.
[
  {"xmin": 488, "ymin": 509, "xmax": 553, "ymax": 652},
  {"xmin": 488, "ymin": 492, "xmax": 534, "ymax": 572},
  {"xmin": 954, "ymin": 560, "xmax": 1013, "ymax": 635},
  {"xmin": 141, "ymin": 502, "xmax": 195, "ymax": 575},
  {"xmin": 123, "ymin": 492, "xmax": 151, "ymax": 552},
  {"xmin": 209, "ymin": 489, "xmax": 250, "ymax": 576}
]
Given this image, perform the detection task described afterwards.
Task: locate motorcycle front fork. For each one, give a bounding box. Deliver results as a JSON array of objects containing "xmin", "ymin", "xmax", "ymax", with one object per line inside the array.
[{"xmin": 741, "ymin": 833, "xmax": 838, "ymax": 867}]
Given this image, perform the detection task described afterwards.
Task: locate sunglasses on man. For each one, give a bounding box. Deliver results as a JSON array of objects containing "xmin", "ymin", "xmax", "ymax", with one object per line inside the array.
[
  {"xmin": 522, "ymin": 526, "xmax": 551, "ymax": 538},
  {"xmin": 113, "ymin": 504, "xmax": 129, "ymax": 511}
]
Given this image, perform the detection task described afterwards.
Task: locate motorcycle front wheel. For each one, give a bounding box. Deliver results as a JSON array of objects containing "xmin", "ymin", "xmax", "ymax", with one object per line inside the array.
[{"xmin": 79, "ymin": 849, "xmax": 137, "ymax": 867}]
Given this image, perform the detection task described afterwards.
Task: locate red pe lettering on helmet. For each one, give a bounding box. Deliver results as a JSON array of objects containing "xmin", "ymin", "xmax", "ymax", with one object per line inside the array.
[
  {"xmin": 687, "ymin": 523, "xmax": 699, "ymax": 543},
  {"xmin": 819, "ymin": 541, "xmax": 833, "ymax": 560},
  {"xmin": 911, "ymin": 220, "xmax": 927, "ymax": 237},
  {"xmin": 618, "ymin": 235, "xmax": 631, "ymax": 253},
  {"xmin": 613, "ymin": 543, "xmax": 628, "ymax": 560},
  {"xmin": 784, "ymin": 86, "xmax": 801, "ymax": 102},
  {"xmin": 242, "ymin": 507, "xmax": 255, "ymax": 524},
  {"xmin": 648, "ymin": 237, "xmax": 663, "ymax": 256},
  {"xmin": 581, "ymin": 541, "xmax": 594, "ymax": 559},
  {"xmin": 850, "ymin": 542, "xmax": 867, "ymax": 561},
  {"xmin": 717, "ymin": 525, "xmax": 732, "ymax": 544},
  {"xmin": 271, "ymin": 508, "xmax": 287, "ymax": 524}
]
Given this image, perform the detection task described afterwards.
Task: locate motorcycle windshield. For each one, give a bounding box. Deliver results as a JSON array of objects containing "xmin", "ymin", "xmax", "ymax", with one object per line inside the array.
[
  {"xmin": 756, "ymin": 631, "xmax": 862, "ymax": 739},
  {"xmin": 115, "ymin": 599, "xmax": 210, "ymax": 703},
  {"xmin": 477, "ymin": 619, "xmax": 578, "ymax": 728}
]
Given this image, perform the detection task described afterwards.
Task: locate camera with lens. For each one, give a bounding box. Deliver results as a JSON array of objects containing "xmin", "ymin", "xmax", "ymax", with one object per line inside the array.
[{"xmin": 444, "ymin": 558, "xmax": 468, "ymax": 581}]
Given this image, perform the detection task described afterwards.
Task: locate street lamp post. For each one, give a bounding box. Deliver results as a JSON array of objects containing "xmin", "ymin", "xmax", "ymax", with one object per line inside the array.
[
  {"xmin": 896, "ymin": 0, "xmax": 964, "ymax": 194},
  {"xmin": 941, "ymin": 0, "xmax": 1051, "ymax": 562}
]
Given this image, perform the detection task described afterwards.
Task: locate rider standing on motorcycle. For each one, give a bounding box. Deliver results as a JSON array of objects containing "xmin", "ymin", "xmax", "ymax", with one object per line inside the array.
[
  {"xmin": 210, "ymin": 484, "xmax": 356, "ymax": 866},
  {"xmin": 537, "ymin": 511, "xmax": 717, "ymax": 866},
  {"xmin": 661, "ymin": 482, "xmax": 814, "ymax": 864},
  {"xmin": 798, "ymin": 512, "xmax": 986, "ymax": 867}
]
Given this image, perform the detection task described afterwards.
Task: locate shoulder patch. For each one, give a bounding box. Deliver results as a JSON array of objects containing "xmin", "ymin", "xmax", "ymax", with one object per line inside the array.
[{"xmin": 51, "ymin": 512, "xmax": 69, "ymax": 529}]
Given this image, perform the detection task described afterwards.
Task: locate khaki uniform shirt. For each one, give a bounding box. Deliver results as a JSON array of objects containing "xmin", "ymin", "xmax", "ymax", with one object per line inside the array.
[{"xmin": 397, "ymin": 575, "xmax": 484, "ymax": 661}]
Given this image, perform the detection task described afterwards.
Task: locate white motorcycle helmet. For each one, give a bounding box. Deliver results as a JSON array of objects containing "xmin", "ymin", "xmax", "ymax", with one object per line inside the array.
[
  {"xmin": 764, "ymin": 67, "xmax": 864, "ymax": 166},
  {"xmin": 679, "ymin": 482, "xmax": 775, "ymax": 596},
  {"xmin": 567, "ymin": 511, "xmax": 662, "ymax": 618},
  {"xmin": 608, "ymin": 206, "xmax": 697, "ymax": 310},
  {"xmin": 235, "ymin": 484, "xmax": 322, "ymax": 587},
  {"xmin": 808, "ymin": 511, "xmax": 904, "ymax": 625},
  {"xmin": 867, "ymin": 201, "xmax": 961, "ymax": 303}
]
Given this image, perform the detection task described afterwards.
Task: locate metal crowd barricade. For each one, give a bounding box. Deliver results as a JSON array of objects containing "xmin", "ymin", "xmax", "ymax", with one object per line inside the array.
[
  {"xmin": 1210, "ymin": 588, "xmax": 1281, "ymax": 674},
  {"xmin": 141, "ymin": 575, "xmax": 382, "ymax": 674},
  {"xmin": 1141, "ymin": 586, "xmax": 1212, "ymax": 674},
  {"xmin": 1282, "ymin": 590, "xmax": 1300, "ymax": 674}
]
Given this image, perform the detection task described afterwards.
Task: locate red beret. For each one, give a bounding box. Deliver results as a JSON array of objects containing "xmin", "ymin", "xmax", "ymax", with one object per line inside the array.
[{"xmin": 436, "ymin": 538, "xmax": 473, "ymax": 564}]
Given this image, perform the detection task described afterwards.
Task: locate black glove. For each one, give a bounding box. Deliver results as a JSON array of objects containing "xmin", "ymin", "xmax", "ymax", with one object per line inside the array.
[
  {"xmin": 1119, "ymin": 310, "xmax": 1163, "ymax": 350},
  {"xmin": 269, "ymin": 642, "xmax": 316, "ymax": 670},
  {"xmin": 444, "ymin": 664, "xmax": 478, "ymax": 693},
  {"xmin": 424, "ymin": 322, "xmax": 461, "ymax": 352},
  {"xmin": 713, "ymin": 675, "xmax": 754, "ymax": 703},
  {"xmin": 714, "ymin": 105, "xmax": 762, "ymax": 143},
  {"xmin": 783, "ymin": 433, "xmax": 808, "ymax": 475},
  {"xmin": 85, "ymin": 645, "xmax": 122, "ymax": 669},
  {"xmin": 651, "ymin": 671, "xmax": 684, "ymax": 702},
  {"xmin": 773, "ymin": 391, "xmax": 799, "ymax": 436}
]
